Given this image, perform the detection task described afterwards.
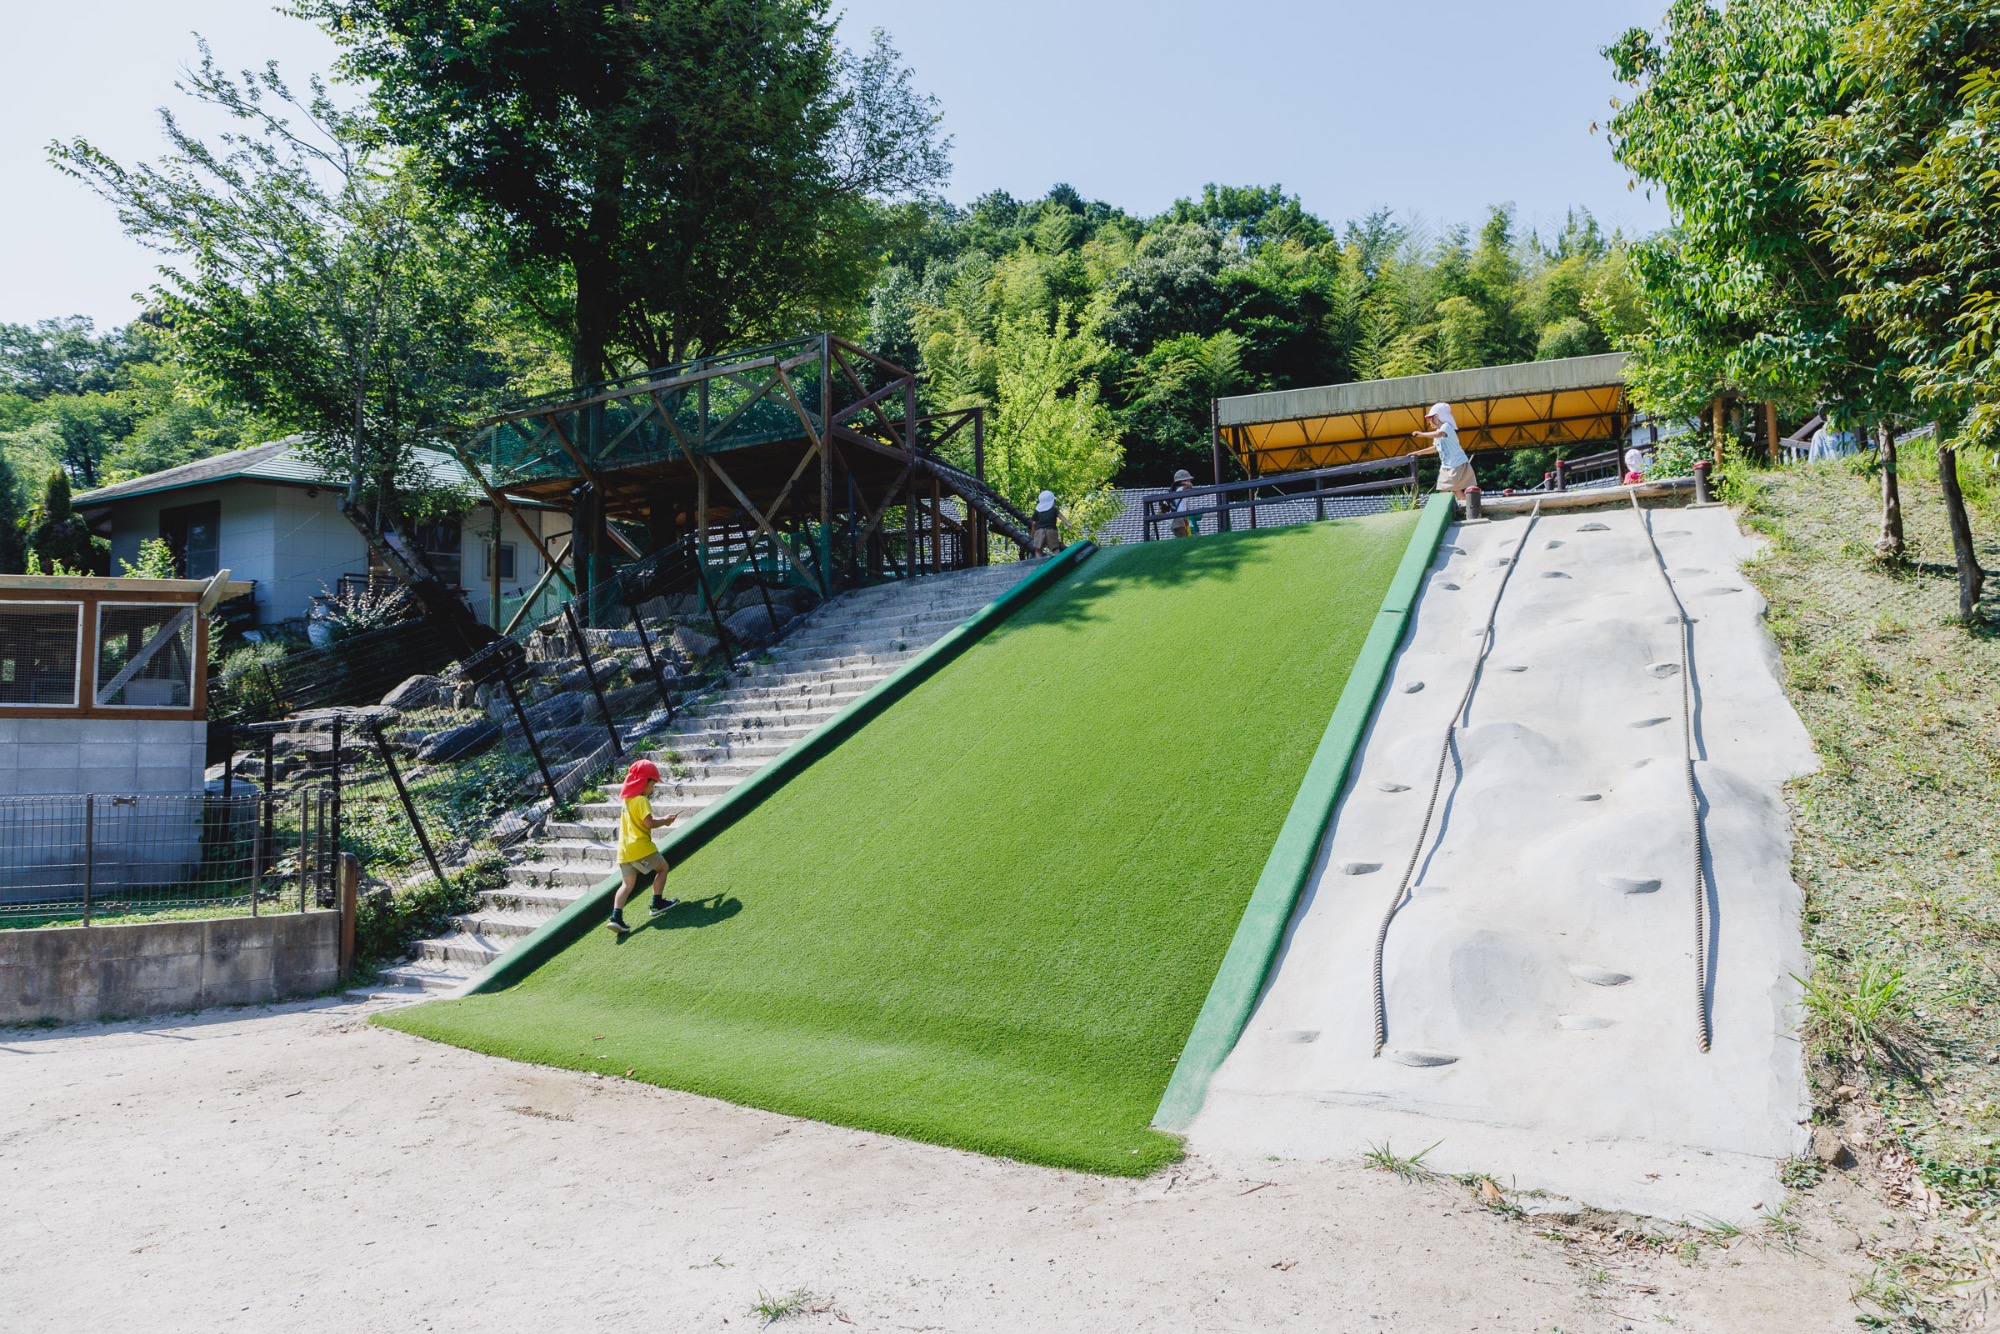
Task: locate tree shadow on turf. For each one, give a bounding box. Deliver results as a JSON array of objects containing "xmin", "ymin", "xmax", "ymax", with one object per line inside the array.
[{"xmin": 614, "ymin": 893, "xmax": 742, "ymax": 942}]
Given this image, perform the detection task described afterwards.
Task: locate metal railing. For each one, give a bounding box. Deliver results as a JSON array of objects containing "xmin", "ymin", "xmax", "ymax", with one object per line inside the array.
[
  {"xmin": 1136, "ymin": 456, "xmax": 1422, "ymax": 540},
  {"xmin": 0, "ymin": 789, "xmax": 340, "ymax": 927}
]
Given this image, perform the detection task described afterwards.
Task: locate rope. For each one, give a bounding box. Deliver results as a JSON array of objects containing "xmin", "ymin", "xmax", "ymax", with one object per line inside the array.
[
  {"xmin": 1371, "ymin": 500, "xmax": 1541, "ymax": 1057},
  {"xmin": 1630, "ymin": 493, "xmax": 1712, "ymax": 1053}
]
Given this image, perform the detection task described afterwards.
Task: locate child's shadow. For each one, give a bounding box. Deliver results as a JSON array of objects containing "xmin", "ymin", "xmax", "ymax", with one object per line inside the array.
[{"xmin": 624, "ymin": 893, "xmax": 742, "ymax": 939}]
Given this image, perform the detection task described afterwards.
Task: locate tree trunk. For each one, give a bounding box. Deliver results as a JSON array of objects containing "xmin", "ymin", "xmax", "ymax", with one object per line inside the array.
[
  {"xmin": 1764, "ymin": 401, "xmax": 1779, "ymax": 465},
  {"xmin": 1711, "ymin": 394, "xmax": 1727, "ymax": 469},
  {"xmin": 1938, "ymin": 443, "xmax": 1985, "ymax": 623},
  {"xmin": 569, "ymin": 154, "xmax": 627, "ymax": 387},
  {"xmin": 1875, "ymin": 421, "xmax": 1904, "ymax": 559}
]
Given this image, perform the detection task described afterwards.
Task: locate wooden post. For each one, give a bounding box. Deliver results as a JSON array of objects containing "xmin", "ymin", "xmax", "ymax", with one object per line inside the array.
[
  {"xmin": 1711, "ymin": 395, "xmax": 1727, "ymax": 469},
  {"xmin": 338, "ymin": 853, "xmax": 359, "ymax": 980},
  {"xmin": 822, "ymin": 336, "xmax": 836, "ymax": 593},
  {"xmin": 488, "ymin": 507, "xmax": 504, "ymax": 628},
  {"xmin": 1211, "ymin": 401, "xmax": 1223, "ymax": 487},
  {"xmin": 1764, "ymin": 401, "xmax": 1779, "ymax": 465},
  {"xmin": 931, "ymin": 476, "xmax": 943, "ymax": 572}
]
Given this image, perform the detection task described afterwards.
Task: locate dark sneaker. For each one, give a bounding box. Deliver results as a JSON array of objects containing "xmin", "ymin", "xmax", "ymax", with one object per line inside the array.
[
  {"xmin": 605, "ymin": 915, "xmax": 631, "ymax": 936},
  {"xmin": 648, "ymin": 897, "xmax": 680, "ymax": 917}
]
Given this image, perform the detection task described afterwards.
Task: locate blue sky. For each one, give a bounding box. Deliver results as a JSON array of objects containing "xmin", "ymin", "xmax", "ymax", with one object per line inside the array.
[{"xmin": 0, "ymin": 1, "xmax": 1672, "ymax": 329}]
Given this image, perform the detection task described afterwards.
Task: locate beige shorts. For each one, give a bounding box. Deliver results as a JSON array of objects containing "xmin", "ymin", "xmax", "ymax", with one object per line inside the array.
[
  {"xmin": 1032, "ymin": 527, "xmax": 1060, "ymax": 553},
  {"xmin": 1435, "ymin": 461, "xmax": 1478, "ymax": 495},
  {"xmin": 619, "ymin": 851, "xmax": 667, "ymax": 875}
]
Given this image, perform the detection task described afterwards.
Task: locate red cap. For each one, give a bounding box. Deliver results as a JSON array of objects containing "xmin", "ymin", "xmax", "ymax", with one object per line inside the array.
[{"xmin": 620, "ymin": 759, "xmax": 660, "ymax": 799}]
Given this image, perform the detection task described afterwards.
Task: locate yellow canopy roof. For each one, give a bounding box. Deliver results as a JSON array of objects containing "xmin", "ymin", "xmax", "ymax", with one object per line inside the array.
[{"xmin": 1217, "ymin": 352, "xmax": 1629, "ymax": 476}]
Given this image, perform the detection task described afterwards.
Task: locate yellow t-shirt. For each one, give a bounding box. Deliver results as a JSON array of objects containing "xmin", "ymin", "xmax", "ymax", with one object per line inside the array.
[{"xmin": 618, "ymin": 794, "xmax": 658, "ymax": 863}]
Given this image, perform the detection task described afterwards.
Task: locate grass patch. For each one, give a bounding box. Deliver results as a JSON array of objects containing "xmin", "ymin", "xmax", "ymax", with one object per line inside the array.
[{"xmin": 379, "ymin": 515, "xmax": 1419, "ymax": 1174}]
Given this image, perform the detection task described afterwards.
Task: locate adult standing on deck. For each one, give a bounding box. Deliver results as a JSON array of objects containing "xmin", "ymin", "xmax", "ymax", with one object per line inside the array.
[{"xmin": 1411, "ymin": 402, "xmax": 1476, "ymax": 500}]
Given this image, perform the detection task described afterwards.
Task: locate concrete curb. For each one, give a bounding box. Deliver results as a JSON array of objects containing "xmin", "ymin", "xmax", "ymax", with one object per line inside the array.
[
  {"xmin": 451, "ymin": 544, "xmax": 1099, "ymax": 998},
  {"xmin": 1152, "ymin": 495, "xmax": 1455, "ymax": 1132}
]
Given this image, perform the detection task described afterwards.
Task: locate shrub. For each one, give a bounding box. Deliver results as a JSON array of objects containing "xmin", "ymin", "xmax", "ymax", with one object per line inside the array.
[{"xmin": 352, "ymin": 850, "xmax": 504, "ymax": 968}]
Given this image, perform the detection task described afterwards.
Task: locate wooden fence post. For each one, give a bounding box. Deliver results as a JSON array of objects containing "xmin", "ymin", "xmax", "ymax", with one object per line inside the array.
[{"xmin": 339, "ymin": 853, "xmax": 360, "ymax": 980}]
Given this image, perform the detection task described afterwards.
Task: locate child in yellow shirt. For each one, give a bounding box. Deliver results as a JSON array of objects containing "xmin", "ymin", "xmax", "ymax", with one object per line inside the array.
[{"xmin": 607, "ymin": 759, "xmax": 679, "ymax": 936}]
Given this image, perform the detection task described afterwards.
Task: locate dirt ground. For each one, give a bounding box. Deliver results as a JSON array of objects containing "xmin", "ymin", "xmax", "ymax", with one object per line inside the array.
[{"xmin": 0, "ymin": 998, "xmax": 1881, "ymax": 1332}]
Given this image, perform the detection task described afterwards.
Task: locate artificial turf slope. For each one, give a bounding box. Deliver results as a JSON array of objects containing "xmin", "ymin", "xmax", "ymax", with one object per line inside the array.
[{"xmin": 381, "ymin": 512, "xmax": 1419, "ymax": 1173}]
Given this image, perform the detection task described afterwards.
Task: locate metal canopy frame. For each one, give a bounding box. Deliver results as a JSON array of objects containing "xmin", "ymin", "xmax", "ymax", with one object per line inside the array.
[{"xmin": 1215, "ymin": 353, "xmax": 1631, "ymax": 478}]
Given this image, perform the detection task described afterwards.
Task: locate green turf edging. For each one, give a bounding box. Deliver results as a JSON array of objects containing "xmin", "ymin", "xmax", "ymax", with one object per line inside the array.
[
  {"xmin": 456, "ymin": 543, "xmax": 1099, "ymax": 997},
  {"xmin": 1151, "ymin": 493, "xmax": 1454, "ymax": 1131}
]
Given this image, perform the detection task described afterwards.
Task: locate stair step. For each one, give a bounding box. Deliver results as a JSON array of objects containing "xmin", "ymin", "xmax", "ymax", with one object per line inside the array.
[
  {"xmin": 449, "ymin": 909, "xmax": 555, "ymax": 939},
  {"xmin": 506, "ymin": 861, "xmax": 608, "ymax": 889},
  {"xmin": 415, "ymin": 930, "xmax": 511, "ymax": 968},
  {"xmin": 375, "ymin": 959, "xmax": 476, "ymax": 994},
  {"xmin": 479, "ymin": 884, "xmax": 583, "ymax": 913}
]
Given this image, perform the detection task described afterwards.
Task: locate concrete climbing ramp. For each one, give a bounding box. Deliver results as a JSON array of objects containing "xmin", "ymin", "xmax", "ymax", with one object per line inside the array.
[{"xmin": 1187, "ymin": 504, "xmax": 1817, "ymax": 1222}]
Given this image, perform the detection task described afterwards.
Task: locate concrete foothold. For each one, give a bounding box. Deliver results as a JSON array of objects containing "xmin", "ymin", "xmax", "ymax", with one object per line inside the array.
[
  {"xmin": 1488, "ymin": 557, "xmax": 1513, "ymax": 568},
  {"xmin": 1436, "ymin": 580, "xmax": 1462, "ymax": 590},
  {"xmin": 1340, "ymin": 861, "xmax": 1383, "ymax": 875},
  {"xmin": 1443, "ymin": 545, "xmax": 1467, "ymax": 555},
  {"xmin": 1628, "ymin": 716, "xmax": 1671, "ymax": 728},
  {"xmin": 1402, "ymin": 681, "xmax": 1426, "ymax": 694},
  {"xmin": 1660, "ymin": 614, "xmax": 1683, "ymax": 624},
  {"xmin": 1544, "ymin": 539, "xmax": 1565, "ymax": 549},
  {"xmin": 1372, "ymin": 780, "xmax": 1411, "ymax": 793},
  {"xmin": 1561, "ymin": 792, "xmax": 1602, "ymax": 802},
  {"xmin": 1384, "ymin": 1048, "xmax": 1459, "ymax": 1067},
  {"xmin": 1660, "ymin": 529, "xmax": 1691, "ymax": 536},
  {"xmin": 1540, "ymin": 571, "xmax": 1572, "ymax": 579},
  {"xmin": 1502, "ymin": 665, "xmax": 1529, "ymax": 673},
  {"xmin": 1568, "ymin": 965, "xmax": 1633, "ymax": 986},
  {"xmin": 1411, "ymin": 883, "xmax": 1449, "ymax": 899},
  {"xmin": 1558, "ymin": 1016, "xmax": 1614, "ymax": 1030},
  {"xmin": 1576, "ymin": 522, "xmax": 1610, "ymax": 532},
  {"xmin": 1275, "ymin": 1029, "xmax": 1321, "ymax": 1044},
  {"xmin": 1701, "ymin": 586, "xmax": 1745, "ymax": 596},
  {"xmin": 1600, "ymin": 875, "xmax": 1662, "ymax": 894},
  {"xmin": 1632, "ymin": 758, "xmax": 1653, "ymax": 768},
  {"xmin": 1647, "ymin": 662, "xmax": 1681, "ymax": 677},
  {"xmin": 1676, "ymin": 568, "xmax": 1709, "ymax": 576}
]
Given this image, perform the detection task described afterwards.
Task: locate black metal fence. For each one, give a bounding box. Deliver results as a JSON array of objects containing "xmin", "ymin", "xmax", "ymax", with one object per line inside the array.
[
  {"xmin": 1136, "ymin": 456, "xmax": 1423, "ymax": 540},
  {"xmin": 0, "ymin": 790, "xmax": 340, "ymax": 927}
]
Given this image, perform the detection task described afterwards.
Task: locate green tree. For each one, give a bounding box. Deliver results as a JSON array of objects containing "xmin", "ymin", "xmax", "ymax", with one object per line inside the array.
[
  {"xmin": 1810, "ymin": 0, "xmax": 2000, "ymax": 442},
  {"xmin": 981, "ymin": 309, "xmax": 1122, "ymax": 535},
  {"xmin": 307, "ymin": 0, "xmax": 948, "ymax": 384},
  {"xmin": 0, "ymin": 448, "xmax": 23, "ymax": 574},
  {"xmin": 53, "ymin": 46, "xmax": 499, "ymax": 514},
  {"xmin": 23, "ymin": 469, "xmax": 102, "ymax": 574},
  {"xmin": 1602, "ymin": 0, "xmax": 1898, "ymax": 420}
]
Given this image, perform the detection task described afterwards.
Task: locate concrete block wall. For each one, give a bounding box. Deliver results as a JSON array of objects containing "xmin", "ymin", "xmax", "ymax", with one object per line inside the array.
[
  {"xmin": 0, "ymin": 718, "xmax": 205, "ymax": 797},
  {"xmin": 0, "ymin": 911, "xmax": 341, "ymax": 1026}
]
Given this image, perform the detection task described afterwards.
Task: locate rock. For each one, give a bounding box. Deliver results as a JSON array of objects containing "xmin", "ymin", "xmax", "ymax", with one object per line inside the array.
[
  {"xmin": 413, "ymin": 719, "xmax": 499, "ymax": 763},
  {"xmin": 524, "ymin": 692, "xmax": 588, "ymax": 732},
  {"xmin": 768, "ymin": 586, "xmax": 818, "ymax": 615},
  {"xmin": 670, "ymin": 626, "xmax": 720, "ymax": 661},
  {"xmin": 381, "ymin": 674, "xmax": 443, "ymax": 711},
  {"xmin": 451, "ymin": 680, "xmax": 483, "ymax": 710},
  {"xmin": 538, "ymin": 724, "xmax": 615, "ymax": 758},
  {"xmin": 604, "ymin": 681, "xmax": 664, "ymax": 716},
  {"xmin": 580, "ymin": 627, "xmax": 644, "ymax": 651},
  {"xmin": 526, "ymin": 629, "xmax": 570, "ymax": 663},
  {"xmin": 489, "ymin": 799, "xmax": 553, "ymax": 846},
  {"xmin": 723, "ymin": 603, "xmax": 794, "ymax": 649},
  {"xmin": 1811, "ymin": 1126, "xmax": 1853, "ymax": 1167}
]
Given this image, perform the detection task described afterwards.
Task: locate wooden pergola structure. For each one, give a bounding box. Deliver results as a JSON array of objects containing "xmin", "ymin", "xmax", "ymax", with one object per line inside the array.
[
  {"xmin": 1214, "ymin": 352, "xmax": 1631, "ymax": 479},
  {"xmin": 453, "ymin": 335, "xmax": 1032, "ymax": 614}
]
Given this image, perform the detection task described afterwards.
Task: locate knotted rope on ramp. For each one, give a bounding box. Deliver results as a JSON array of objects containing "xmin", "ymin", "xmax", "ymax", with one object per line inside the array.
[
  {"xmin": 1631, "ymin": 493, "xmax": 1712, "ymax": 1054},
  {"xmin": 1371, "ymin": 500, "xmax": 1541, "ymax": 1058}
]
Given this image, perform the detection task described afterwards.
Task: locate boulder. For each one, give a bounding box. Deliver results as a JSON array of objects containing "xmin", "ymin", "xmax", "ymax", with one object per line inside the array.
[
  {"xmin": 580, "ymin": 627, "xmax": 644, "ymax": 651},
  {"xmin": 768, "ymin": 585, "xmax": 818, "ymax": 615},
  {"xmin": 489, "ymin": 798, "xmax": 553, "ymax": 847},
  {"xmin": 670, "ymin": 626, "xmax": 719, "ymax": 661},
  {"xmin": 538, "ymin": 724, "xmax": 614, "ymax": 759},
  {"xmin": 525, "ymin": 692, "xmax": 588, "ymax": 732},
  {"xmin": 526, "ymin": 629, "xmax": 570, "ymax": 663},
  {"xmin": 604, "ymin": 681, "xmax": 664, "ymax": 716},
  {"xmin": 381, "ymin": 674, "xmax": 443, "ymax": 711},
  {"xmin": 723, "ymin": 603, "xmax": 794, "ymax": 649},
  {"xmin": 414, "ymin": 718, "xmax": 499, "ymax": 763}
]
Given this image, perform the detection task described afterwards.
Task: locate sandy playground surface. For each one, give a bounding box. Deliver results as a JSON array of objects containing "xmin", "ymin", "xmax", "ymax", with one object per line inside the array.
[{"xmin": 0, "ymin": 997, "xmax": 1880, "ymax": 1332}]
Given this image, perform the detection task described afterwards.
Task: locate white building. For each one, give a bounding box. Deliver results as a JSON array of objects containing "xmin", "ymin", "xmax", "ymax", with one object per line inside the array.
[{"xmin": 76, "ymin": 440, "xmax": 567, "ymax": 629}]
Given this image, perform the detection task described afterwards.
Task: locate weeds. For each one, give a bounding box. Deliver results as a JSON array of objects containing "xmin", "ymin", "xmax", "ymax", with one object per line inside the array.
[
  {"xmin": 1361, "ymin": 1139, "xmax": 1439, "ymax": 1182},
  {"xmin": 750, "ymin": 1288, "xmax": 821, "ymax": 1327},
  {"xmin": 1796, "ymin": 956, "xmax": 1919, "ymax": 1073}
]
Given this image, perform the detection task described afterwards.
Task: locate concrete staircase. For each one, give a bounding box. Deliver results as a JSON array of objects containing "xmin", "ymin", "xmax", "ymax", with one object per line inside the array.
[{"xmin": 355, "ymin": 561, "xmax": 1038, "ymax": 999}]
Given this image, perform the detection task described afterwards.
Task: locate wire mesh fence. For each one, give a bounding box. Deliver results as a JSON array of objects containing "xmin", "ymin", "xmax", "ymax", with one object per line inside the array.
[{"xmin": 0, "ymin": 790, "xmax": 341, "ymax": 927}]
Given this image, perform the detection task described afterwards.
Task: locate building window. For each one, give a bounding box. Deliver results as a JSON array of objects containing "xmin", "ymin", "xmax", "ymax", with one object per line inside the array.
[
  {"xmin": 0, "ymin": 603, "xmax": 82, "ymax": 707},
  {"xmin": 159, "ymin": 501, "xmax": 221, "ymax": 580},
  {"xmin": 96, "ymin": 603, "xmax": 195, "ymax": 709},
  {"xmin": 416, "ymin": 519, "xmax": 462, "ymax": 586},
  {"xmin": 483, "ymin": 541, "xmax": 518, "ymax": 582}
]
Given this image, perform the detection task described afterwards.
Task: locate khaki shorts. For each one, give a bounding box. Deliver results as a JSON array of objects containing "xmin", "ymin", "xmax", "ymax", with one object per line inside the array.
[
  {"xmin": 620, "ymin": 851, "xmax": 667, "ymax": 875},
  {"xmin": 1435, "ymin": 461, "xmax": 1478, "ymax": 495},
  {"xmin": 1032, "ymin": 527, "xmax": 1060, "ymax": 553}
]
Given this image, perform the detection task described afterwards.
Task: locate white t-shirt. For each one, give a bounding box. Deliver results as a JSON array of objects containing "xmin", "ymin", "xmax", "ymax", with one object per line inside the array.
[{"xmin": 1435, "ymin": 423, "xmax": 1467, "ymax": 470}]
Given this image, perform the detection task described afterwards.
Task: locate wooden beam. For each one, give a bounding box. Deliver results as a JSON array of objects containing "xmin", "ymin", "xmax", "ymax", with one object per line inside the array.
[{"xmin": 451, "ymin": 445, "xmax": 575, "ymax": 593}]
